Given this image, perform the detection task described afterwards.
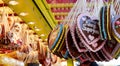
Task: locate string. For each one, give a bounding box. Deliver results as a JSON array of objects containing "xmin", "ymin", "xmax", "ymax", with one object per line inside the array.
[
  {"xmin": 69, "ymin": 0, "xmax": 82, "ymax": 25},
  {"xmin": 62, "ymin": 0, "xmax": 80, "ymax": 25},
  {"xmin": 112, "ymin": 0, "xmax": 120, "ymax": 15},
  {"xmin": 62, "ymin": 0, "xmax": 86, "ymax": 26},
  {"xmin": 94, "ymin": 0, "xmax": 104, "ymax": 18}
]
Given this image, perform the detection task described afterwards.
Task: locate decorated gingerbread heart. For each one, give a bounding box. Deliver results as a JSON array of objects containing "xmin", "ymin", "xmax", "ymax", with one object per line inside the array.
[
  {"xmin": 48, "ymin": 24, "xmax": 63, "ymax": 50},
  {"xmin": 69, "ymin": 22, "xmax": 88, "ymax": 52},
  {"xmin": 76, "ymin": 13, "xmax": 106, "ymax": 52},
  {"xmin": 52, "ymin": 26, "xmax": 65, "ymax": 53},
  {"xmin": 66, "ymin": 28, "xmax": 81, "ymax": 59}
]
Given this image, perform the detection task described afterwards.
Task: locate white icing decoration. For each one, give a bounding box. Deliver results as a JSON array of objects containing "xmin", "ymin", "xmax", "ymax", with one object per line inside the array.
[
  {"xmin": 92, "ymin": 43, "xmax": 98, "ymax": 48},
  {"xmin": 88, "ymin": 35, "xmax": 95, "ymax": 41},
  {"xmin": 82, "ymin": 23, "xmax": 99, "ymax": 34},
  {"xmin": 82, "ymin": 17, "xmax": 86, "ymax": 21}
]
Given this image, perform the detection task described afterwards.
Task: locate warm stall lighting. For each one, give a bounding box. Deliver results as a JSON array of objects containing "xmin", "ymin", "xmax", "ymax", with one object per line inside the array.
[
  {"xmin": 40, "ymin": 34, "xmax": 45, "ymax": 37},
  {"xmin": 28, "ymin": 22, "xmax": 35, "ymax": 25},
  {"xmin": 45, "ymin": 39, "xmax": 47, "ymax": 41},
  {"xmin": 35, "ymin": 28, "xmax": 41, "ymax": 31},
  {"xmin": 9, "ymin": 0, "xmax": 18, "ymax": 5},
  {"xmin": 41, "ymin": 42, "xmax": 44, "ymax": 45},
  {"xmin": 39, "ymin": 39, "xmax": 43, "ymax": 42},
  {"xmin": 34, "ymin": 26, "xmax": 41, "ymax": 31},
  {"xmin": 19, "ymin": 12, "xmax": 28, "ymax": 16}
]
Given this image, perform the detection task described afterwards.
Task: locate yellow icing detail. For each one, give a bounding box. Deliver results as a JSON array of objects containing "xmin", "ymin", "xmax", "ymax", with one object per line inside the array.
[{"xmin": 107, "ymin": 4, "xmax": 111, "ymax": 40}]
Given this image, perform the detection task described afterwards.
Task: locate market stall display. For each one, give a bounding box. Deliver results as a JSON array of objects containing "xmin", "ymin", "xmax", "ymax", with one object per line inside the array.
[
  {"xmin": 0, "ymin": 0, "xmax": 120, "ymax": 66},
  {"xmin": 48, "ymin": 0, "xmax": 120, "ymax": 65},
  {"xmin": 0, "ymin": 1, "xmax": 58, "ymax": 66}
]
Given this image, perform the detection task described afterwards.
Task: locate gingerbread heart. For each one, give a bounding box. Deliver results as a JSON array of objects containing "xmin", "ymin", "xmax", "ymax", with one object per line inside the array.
[
  {"xmin": 48, "ymin": 24, "xmax": 63, "ymax": 50},
  {"xmin": 69, "ymin": 22, "xmax": 88, "ymax": 52},
  {"xmin": 112, "ymin": 15, "xmax": 120, "ymax": 43},
  {"xmin": 66, "ymin": 28, "xmax": 81, "ymax": 59},
  {"xmin": 57, "ymin": 25, "xmax": 67, "ymax": 52},
  {"xmin": 76, "ymin": 13, "xmax": 106, "ymax": 52},
  {"xmin": 52, "ymin": 26, "xmax": 65, "ymax": 53}
]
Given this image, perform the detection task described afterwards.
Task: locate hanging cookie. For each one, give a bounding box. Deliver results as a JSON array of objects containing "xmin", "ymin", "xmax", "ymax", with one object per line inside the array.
[
  {"xmin": 69, "ymin": 22, "xmax": 88, "ymax": 52},
  {"xmin": 66, "ymin": 28, "xmax": 81, "ymax": 59},
  {"xmin": 48, "ymin": 24, "xmax": 63, "ymax": 50},
  {"xmin": 52, "ymin": 25, "xmax": 66, "ymax": 53},
  {"xmin": 76, "ymin": 13, "xmax": 106, "ymax": 52}
]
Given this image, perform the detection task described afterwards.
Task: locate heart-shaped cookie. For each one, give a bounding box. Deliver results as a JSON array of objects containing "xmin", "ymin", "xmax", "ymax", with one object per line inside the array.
[
  {"xmin": 112, "ymin": 15, "xmax": 120, "ymax": 43},
  {"xmin": 57, "ymin": 25, "xmax": 67, "ymax": 52},
  {"xmin": 48, "ymin": 24, "xmax": 63, "ymax": 50},
  {"xmin": 66, "ymin": 28, "xmax": 81, "ymax": 59},
  {"xmin": 69, "ymin": 22, "xmax": 88, "ymax": 52},
  {"xmin": 52, "ymin": 25, "xmax": 65, "ymax": 53},
  {"xmin": 76, "ymin": 14, "xmax": 106, "ymax": 52}
]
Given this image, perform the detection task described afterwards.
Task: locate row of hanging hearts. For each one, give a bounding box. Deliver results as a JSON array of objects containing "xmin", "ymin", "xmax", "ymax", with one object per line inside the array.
[
  {"xmin": 48, "ymin": 4, "xmax": 120, "ymax": 63},
  {"xmin": 0, "ymin": 7, "xmax": 59, "ymax": 65},
  {"xmin": 0, "ymin": 14, "xmax": 59, "ymax": 65}
]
